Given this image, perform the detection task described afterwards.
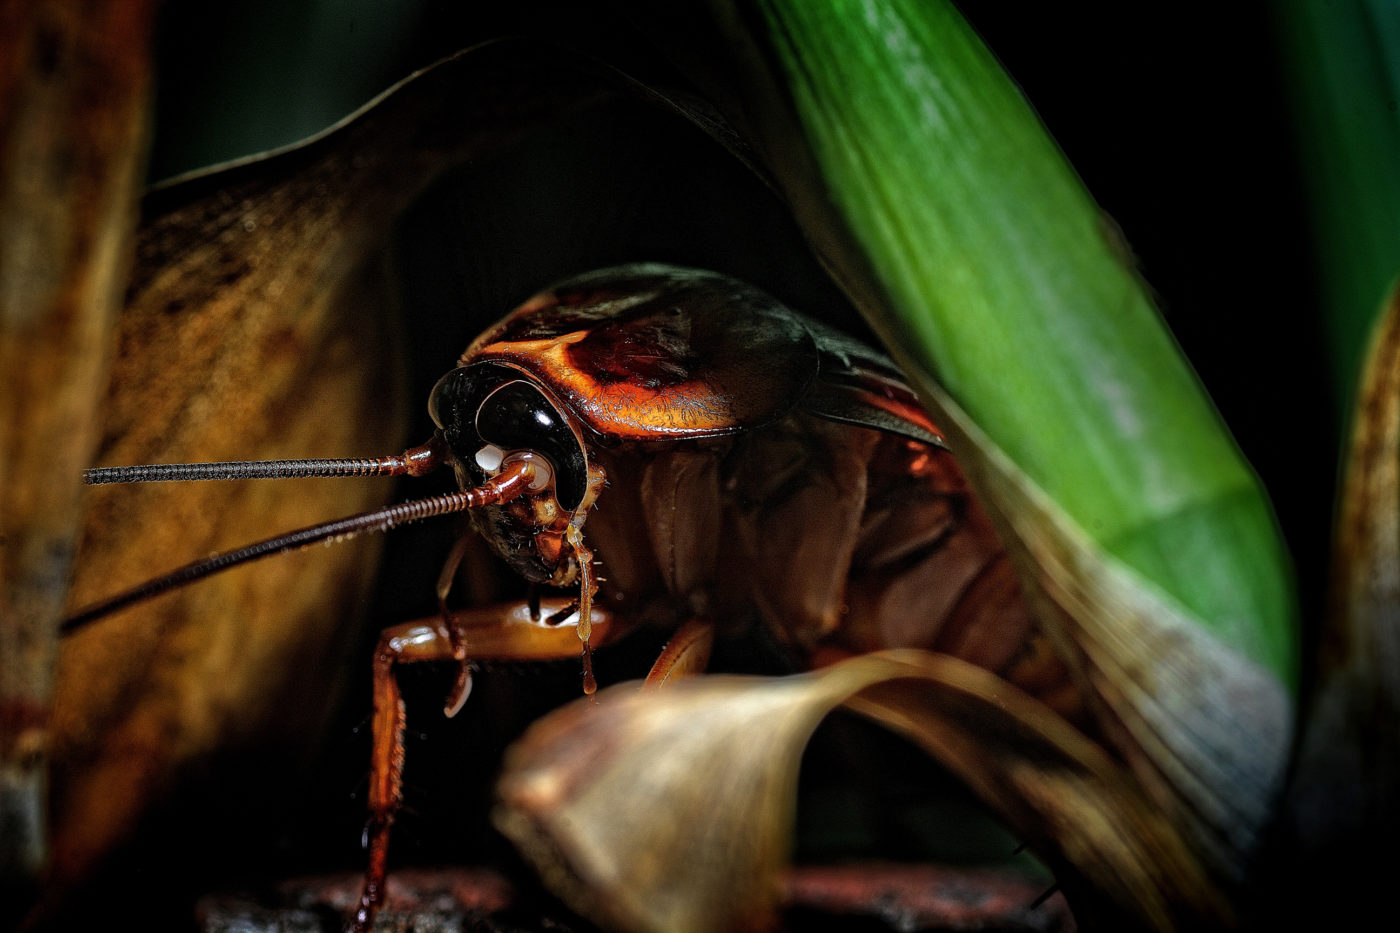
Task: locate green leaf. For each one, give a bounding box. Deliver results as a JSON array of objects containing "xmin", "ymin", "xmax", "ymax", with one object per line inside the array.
[
  {"xmin": 751, "ymin": 0, "xmax": 1297, "ymax": 687},
  {"xmin": 1273, "ymin": 0, "xmax": 1400, "ymax": 419},
  {"xmin": 589, "ymin": 0, "xmax": 1302, "ymax": 911}
]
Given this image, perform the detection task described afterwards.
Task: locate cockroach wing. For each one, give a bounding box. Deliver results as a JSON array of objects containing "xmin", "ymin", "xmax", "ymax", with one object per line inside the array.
[
  {"xmin": 799, "ymin": 319, "xmax": 946, "ymax": 449},
  {"xmin": 463, "ymin": 264, "xmax": 821, "ymax": 440}
]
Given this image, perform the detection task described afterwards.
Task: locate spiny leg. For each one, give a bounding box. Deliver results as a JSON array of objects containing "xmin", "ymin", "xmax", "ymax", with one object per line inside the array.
[
  {"xmin": 349, "ymin": 599, "xmax": 616, "ymax": 932},
  {"xmin": 352, "ymin": 622, "xmax": 456, "ymax": 932}
]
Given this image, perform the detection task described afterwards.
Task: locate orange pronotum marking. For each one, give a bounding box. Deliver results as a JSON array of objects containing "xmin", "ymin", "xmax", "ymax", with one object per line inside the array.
[{"xmin": 475, "ymin": 336, "xmax": 740, "ymax": 437}]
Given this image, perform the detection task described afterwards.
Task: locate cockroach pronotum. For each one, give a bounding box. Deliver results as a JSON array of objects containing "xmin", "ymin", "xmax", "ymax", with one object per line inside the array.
[{"xmin": 66, "ymin": 263, "xmax": 1069, "ymax": 931}]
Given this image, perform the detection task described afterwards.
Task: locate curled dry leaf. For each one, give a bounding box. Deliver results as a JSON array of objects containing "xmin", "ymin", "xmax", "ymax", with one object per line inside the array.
[{"xmin": 496, "ymin": 650, "xmax": 1233, "ymax": 933}]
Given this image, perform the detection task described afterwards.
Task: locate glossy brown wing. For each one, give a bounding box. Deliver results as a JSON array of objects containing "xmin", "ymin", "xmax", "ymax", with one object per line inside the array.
[
  {"xmin": 466, "ymin": 264, "xmax": 820, "ymax": 439},
  {"xmin": 800, "ymin": 319, "xmax": 946, "ymax": 448}
]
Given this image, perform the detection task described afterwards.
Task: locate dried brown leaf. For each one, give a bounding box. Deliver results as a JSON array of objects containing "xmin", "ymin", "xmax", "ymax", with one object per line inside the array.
[
  {"xmin": 0, "ymin": 0, "xmax": 157, "ymax": 904},
  {"xmin": 35, "ymin": 39, "xmax": 621, "ymax": 924},
  {"xmin": 496, "ymin": 650, "xmax": 1233, "ymax": 933}
]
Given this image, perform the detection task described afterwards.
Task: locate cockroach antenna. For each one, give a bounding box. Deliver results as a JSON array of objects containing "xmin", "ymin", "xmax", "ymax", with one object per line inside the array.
[
  {"xmin": 62, "ymin": 438, "xmax": 543, "ymax": 635},
  {"xmin": 81, "ymin": 439, "xmax": 446, "ymax": 485}
]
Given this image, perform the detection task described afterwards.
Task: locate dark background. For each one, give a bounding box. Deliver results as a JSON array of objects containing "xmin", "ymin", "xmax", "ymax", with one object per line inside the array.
[{"xmin": 130, "ymin": 1, "xmax": 1340, "ymax": 926}]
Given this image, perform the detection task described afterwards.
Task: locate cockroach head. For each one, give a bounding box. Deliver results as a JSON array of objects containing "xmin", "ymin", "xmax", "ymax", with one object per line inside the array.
[{"xmin": 429, "ymin": 362, "xmax": 589, "ymax": 511}]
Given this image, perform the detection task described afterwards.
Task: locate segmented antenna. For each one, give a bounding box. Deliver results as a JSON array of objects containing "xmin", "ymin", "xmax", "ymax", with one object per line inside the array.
[
  {"xmin": 84, "ymin": 458, "xmax": 405, "ymax": 485},
  {"xmin": 63, "ymin": 451, "xmax": 539, "ymax": 635},
  {"xmin": 83, "ymin": 442, "xmax": 444, "ymax": 485},
  {"xmin": 61, "ymin": 491, "xmax": 477, "ymax": 633}
]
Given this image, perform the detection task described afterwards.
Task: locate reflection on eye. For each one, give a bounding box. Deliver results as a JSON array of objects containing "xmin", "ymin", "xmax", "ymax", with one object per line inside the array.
[{"xmin": 475, "ymin": 444, "xmax": 505, "ymax": 472}]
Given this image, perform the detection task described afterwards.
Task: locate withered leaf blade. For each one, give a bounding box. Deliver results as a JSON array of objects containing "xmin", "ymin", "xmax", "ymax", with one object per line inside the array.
[
  {"xmin": 0, "ymin": 0, "xmax": 158, "ymax": 905},
  {"xmin": 39, "ymin": 39, "xmax": 626, "ymax": 926},
  {"xmin": 496, "ymin": 650, "xmax": 1232, "ymax": 933}
]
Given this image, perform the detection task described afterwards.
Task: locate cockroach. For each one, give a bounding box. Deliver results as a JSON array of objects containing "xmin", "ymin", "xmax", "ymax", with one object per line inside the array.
[{"xmin": 66, "ymin": 263, "xmax": 1063, "ymax": 932}]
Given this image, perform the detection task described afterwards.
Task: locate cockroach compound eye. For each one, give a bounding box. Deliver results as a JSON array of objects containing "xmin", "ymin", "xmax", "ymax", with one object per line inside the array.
[{"xmin": 429, "ymin": 364, "xmax": 589, "ymax": 510}]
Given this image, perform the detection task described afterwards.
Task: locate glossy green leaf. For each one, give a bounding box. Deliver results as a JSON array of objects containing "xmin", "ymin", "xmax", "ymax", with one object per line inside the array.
[
  {"xmin": 1274, "ymin": 1, "xmax": 1400, "ymax": 418},
  {"xmin": 749, "ymin": 0, "xmax": 1297, "ymax": 688}
]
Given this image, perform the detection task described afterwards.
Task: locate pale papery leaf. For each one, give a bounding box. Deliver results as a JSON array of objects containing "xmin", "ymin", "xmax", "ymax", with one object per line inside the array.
[{"xmin": 496, "ymin": 650, "xmax": 1233, "ymax": 933}]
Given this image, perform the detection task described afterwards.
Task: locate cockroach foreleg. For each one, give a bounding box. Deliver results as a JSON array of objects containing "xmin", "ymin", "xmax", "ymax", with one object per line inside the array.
[
  {"xmin": 641, "ymin": 617, "xmax": 716, "ymax": 691},
  {"xmin": 354, "ymin": 621, "xmax": 457, "ymax": 932},
  {"xmin": 351, "ymin": 598, "xmax": 616, "ymax": 932},
  {"xmin": 434, "ymin": 534, "xmax": 475, "ymax": 717}
]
